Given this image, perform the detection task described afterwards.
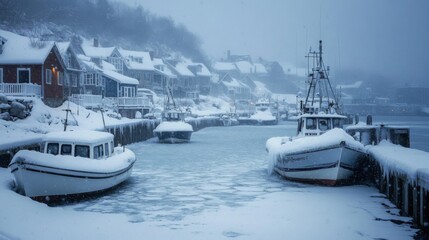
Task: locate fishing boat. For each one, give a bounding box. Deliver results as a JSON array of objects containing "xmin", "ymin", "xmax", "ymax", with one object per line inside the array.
[
  {"xmin": 249, "ymin": 98, "xmax": 278, "ymax": 125},
  {"xmin": 266, "ymin": 40, "xmax": 366, "ymax": 185},
  {"xmin": 153, "ymin": 87, "xmax": 193, "ymax": 143},
  {"xmin": 8, "ymin": 130, "xmax": 136, "ymax": 198}
]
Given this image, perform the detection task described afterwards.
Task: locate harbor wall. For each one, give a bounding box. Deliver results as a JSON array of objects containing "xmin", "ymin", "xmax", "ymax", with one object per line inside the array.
[
  {"xmin": 0, "ymin": 117, "xmax": 223, "ymax": 167},
  {"xmin": 365, "ymin": 149, "xmax": 429, "ymax": 230}
]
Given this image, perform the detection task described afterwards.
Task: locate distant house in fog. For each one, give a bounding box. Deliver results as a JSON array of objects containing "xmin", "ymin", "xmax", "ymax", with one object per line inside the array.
[
  {"xmin": 56, "ymin": 42, "xmax": 83, "ymax": 97},
  {"xmin": 214, "ymin": 73, "xmax": 251, "ymax": 100},
  {"xmin": 0, "ymin": 30, "xmax": 66, "ymax": 107},
  {"xmin": 152, "ymin": 58, "xmax": 177, "ymax": 95},
  {"xmin": 186, "ymin": 62, "xmax": 212, "ymax": 95},
  {"xmin": 119, "ymin": 48, "xmax": 155, "ymax": 90}
]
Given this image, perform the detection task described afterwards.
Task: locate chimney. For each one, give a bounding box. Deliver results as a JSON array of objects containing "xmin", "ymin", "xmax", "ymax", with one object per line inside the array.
[
  {"xmin": 227, "ymin": 50, "xmax": 231, "ymax": 61},
  {"xmin": 93, "ymin": 38, "xmax": 99, "ymax": 47},
  {"xmin": 149, "ymin": 51, "xmax": 154, "ymax": 61}
]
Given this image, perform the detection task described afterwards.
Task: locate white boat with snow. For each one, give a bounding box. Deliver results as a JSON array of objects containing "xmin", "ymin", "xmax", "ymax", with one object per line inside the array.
[
  {"xmin": 8, "ymin": 130, "xmax": 136, "ymax": 198},
  {"xmin": 153, "ymin": 87, "xmax": 193, "ymax": 143},
  {"xmin": 250, "ymin": 98, "xmax": 278, "ymax": 125},
  {"xmin": 153, "ymin": 110, "xmax": 193, "ymax": 143},
  {"xmin": 266, "ymin": 40, "xmax": 366, "ymax": 185}
]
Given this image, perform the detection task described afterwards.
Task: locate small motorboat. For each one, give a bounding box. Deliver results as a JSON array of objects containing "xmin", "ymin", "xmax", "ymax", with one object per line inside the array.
[
  {"xmin": 8, "ymin": 130, "xmax": 136, "ymax": 198},
  {"xmin": 153, "ymin": 87, "xmax": 193, "ymax": 143},
  {"xmin": 250, "ymin": 98, "xmax": 278, "ymax": 125},
  {"xmin": 153, "ymin": 110, "xmax": 193, "ymax": 143},
  {"xmin": 266, "ymin": 40, "xmax": 366, "ymax": 185}
]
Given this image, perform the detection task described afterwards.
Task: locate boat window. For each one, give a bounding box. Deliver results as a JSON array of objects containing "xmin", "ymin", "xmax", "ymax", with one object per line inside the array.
[
  {"xmin": 306, "ymin": 118, "xmax": 317, "ymax": 130},
  {"xmin": 319, "ymin": 119, "xmax": 331, "ymax": 131},
  {"xmin": 75, "ymin": 145, "xmax": 90, "ymax": 158},
  {"xmin": 93, "ymin": 144, "xmax": 104, "ymax": 159},
  {"xmin": 47, "ymin": 143, "xmax": 59, "ymax": 155},
  {"xmin": 104, "ymin": 143, "xmax": 109, "ymax": 157},
  {"xmin": 61, "ymin": 144, "xmax": 72, "ymax": 155},
  {"xmin": 110, "ymin": 141, "xmax": 114, "ymax": 154},
  {"xmin": 333, "ymin": 118, "xmax": 343, "ymax": 128}
]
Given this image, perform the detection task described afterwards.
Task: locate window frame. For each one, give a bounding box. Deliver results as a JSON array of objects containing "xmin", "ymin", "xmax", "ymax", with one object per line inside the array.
[
  {"xmin": 75, "ymin": 145, "xmax": 90, "ymax": 158},
  {"xmin": 0, "ymin": 68, "xmax": 3, "ymax": 83},
  {"xmin": 46, "ymin": 143, "xmax": 59, "ymax": 155},
  {"xmin": 17, "ymin": 68, "xmax": 31, "ymax": 83},
  {"xmin": 61, "ymin": 144, "xmax": 72, "ymax": 156}
]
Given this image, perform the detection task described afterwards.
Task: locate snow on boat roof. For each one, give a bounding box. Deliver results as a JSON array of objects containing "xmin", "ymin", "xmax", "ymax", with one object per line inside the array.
[
  {"xmin": 153, "ymin": 121, "xmax": 193, "ymax": 132},
  {"xmin": 298, "ymin": 113, "xmax": 347, "ymax": 119},
  {"xmin": 0, "ymin": 29, "xmax": 54, "ymax": 64},
  {"xmin": 43, "ymin": 130, "xmax": 113, "ymax": 144},
  {"xmin": 266, "ymin": 128, "xmax": 365, "ymax": 157},
  {"xmin": 103, "ymin": 70, "xmax": 139, "ymax": 85}
]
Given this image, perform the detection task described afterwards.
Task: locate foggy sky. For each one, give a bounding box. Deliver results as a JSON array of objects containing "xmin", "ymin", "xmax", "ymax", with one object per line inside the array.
[{"xmin": 119, "ymin": 0, "xmax": 429, "ymax": 86}]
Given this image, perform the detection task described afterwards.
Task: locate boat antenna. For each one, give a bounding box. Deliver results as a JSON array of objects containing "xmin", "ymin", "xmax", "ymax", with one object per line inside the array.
[
  {"xmin": 99, "ymin": 105, "xmax": 106, "ymax": 132},
  {"xmin": 63, "ymin": 108, "xmax": 71, "ymax": 131}
]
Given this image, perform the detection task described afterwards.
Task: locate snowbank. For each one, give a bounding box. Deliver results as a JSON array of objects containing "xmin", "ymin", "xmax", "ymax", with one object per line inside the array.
[
  {"xmin": 367, "ymin": 140, "xmax": 429, "ymax": 183},
  {"xmin": 153, "ymin": 121, "xmax": 193, "ymax": 132}
]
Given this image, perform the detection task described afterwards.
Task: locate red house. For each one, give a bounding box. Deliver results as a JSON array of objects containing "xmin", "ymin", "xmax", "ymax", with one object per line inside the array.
[{"xmin": 0, "ymin": 30, "xmax": 65, "ymax": 107}]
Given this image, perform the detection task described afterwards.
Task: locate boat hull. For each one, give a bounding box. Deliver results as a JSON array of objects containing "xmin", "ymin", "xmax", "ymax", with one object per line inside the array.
[
  {"xmin": 9, "ymin": 161, "xmax": 134, "ymax": 198},
  {"xmin": 154, "ymin": 131, "xmax": 193, "ymax": 143},
  {"xmin": 274, "ymin": 144, "xmax": 366, "ymax": 185}
]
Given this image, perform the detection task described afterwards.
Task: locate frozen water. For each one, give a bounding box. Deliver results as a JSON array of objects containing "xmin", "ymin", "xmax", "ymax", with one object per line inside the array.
[{"xmin": 69, "ymin": 123, "xmax": 303, "ymax": 222}]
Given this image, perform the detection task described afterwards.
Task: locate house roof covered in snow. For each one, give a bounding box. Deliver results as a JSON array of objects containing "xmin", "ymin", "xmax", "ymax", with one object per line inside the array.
[
  {"xmin": 81, "ymin": 44, "xmax": 115, "ymax": 58},
  {"xmin": 77, "ymin": 54, "xmax": 102, "ymax": 72},
  {"xmin": 253, "ymin": 63, "xmax": 268, "ymax": 74},
  {"xmin": 153, "ymin": 58, "xmax": 177, "ymax": 78},
  {"xmin": 213, "ymin": 62, "xmax": 237, "ymax": 71},
  {"xmin": 235, "ymin": 61, "xmax": 254, "ymax": 74},
  {"xmin": 0, "ymin": 29, "xmax": 55, "ymax": 65},
  {"xmin": 187, "ymin": 63, "xmax": 211, "ymax": 77},
  {"xmin": 119, "ymin": 48, "xmax": 154, "ymax": 71},
  {"xmin": 170, "ymin": 62, "xmax": 195, "ymax": 77},
  {"xmin": 220, "ymin": 75, "xmax": 249, "ymax": 90},
  {"xmin": 103, "ymin": 70, "xmax": 139, "ymax": 85}
]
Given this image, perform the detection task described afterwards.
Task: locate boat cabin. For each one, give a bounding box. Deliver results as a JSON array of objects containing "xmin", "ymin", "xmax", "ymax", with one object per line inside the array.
[
  {"xmin": 42, "ymin": 130, "xmax": 115, "ymax": 159},
  {"xmin": 162, "ymin": 110, "xmax": 185, "ymax": 121},
  {"xmin": 297, "ymin": 113, "xmax": 346, "ymax": 136},
  {"xmin": 255, "ymin": 99, "xmax": 270, "ymax": 111}
]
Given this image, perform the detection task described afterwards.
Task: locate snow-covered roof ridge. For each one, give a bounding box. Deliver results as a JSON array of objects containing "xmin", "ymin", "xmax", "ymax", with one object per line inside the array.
[
  {"xmin": 103, "ymin": 69, "xmax": 139, "ymax": 85},
  {"xmin": 213, "ymin": 62, "xmax": 237, "ymax": 71},
  {"xmin": 81, "ymin": 44, "xmax": 115, "ymax": 58},
  {"xmin": 119, "ymin": 47, "xmax": 154, "ymax": 71},
  {"xmin": 186, "ymin": 62, "xmax": 211, "ymax": 77},
  {"xmin": 0, "ymin": 29, "xmax": 55, "ymax": 64}
]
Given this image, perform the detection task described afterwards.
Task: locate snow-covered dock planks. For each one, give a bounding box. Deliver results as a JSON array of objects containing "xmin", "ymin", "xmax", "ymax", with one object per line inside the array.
[{"xmin": 367, "ymin": 141, "xmax": 429, "ymax": 227}]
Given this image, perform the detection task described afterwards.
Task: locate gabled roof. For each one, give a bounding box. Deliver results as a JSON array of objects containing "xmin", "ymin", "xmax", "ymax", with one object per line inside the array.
[
  {"xmin": 56, "ymin": 42, "xmax": 82, "ymax": 71},
  {"xmin": 0, "ymin": 29, "xmax": 55, "ymax": 64},
  {"xmin": 213, "ymin": 62, "xmax": 237, "ymax": 71},
  {"xmin": 119, "ymin": 48, "xmax": 154, "ymax": 71},
  {"xmin": 167, "ymin": 61, "xmax": 194, "ymax": 77},
  {"xmin": 220, "ymin": 74, "xmax": 249, "ymax": 90},
  {"xmin": 81, "ymin": 44, "xmax": 115, "ymax": 59},
  {"xmin": 77, "ymin": 54, "xmax": 102, "ymax": 72},
  {"xmin": 235, "ymin": 61, "xmax": 254, "ymax": 74},
  {"xmin": 153, "ymin": 58, "xmax": 177, "ymax": 78},
  {"xmin": 253, "ymin": 63, "xmax": 268, "ymax": 74},
  {"xmin": 187, "ymin": 63, "xmax": 211, "ymax": 77},
  {"xmin": 103, "ymin": 70, "xmax": 139, "ymax": 85}
]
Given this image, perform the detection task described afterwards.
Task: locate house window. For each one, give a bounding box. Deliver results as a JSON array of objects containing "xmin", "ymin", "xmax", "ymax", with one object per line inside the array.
[
  {"xmin": 17, "ymin": 68, "xmax": 30, "ymax": 83},
  {"xmin": 121, "ymin": 86, "xmax": 135, "ymax": 97},
  {"xmin": 0, "ymin": 68, "xmax": 3, "ymax": 83},
  {"xmin": 58, "ymin": 71, "xmax": 63, "ymax": 86},
  {"xmin": 96, "ymin": 73, "xmax": 102, "ymax": 86},
  {"xmin": 66, "ymin": 52, "xmax": 72, "ymax": 68},
  {"xmin": 84, "ymin": 73, "xmax": 94, "ymax": 85},
  {"xmin": 72, "ymin": 75, "xmax": 77, "ymax": 87},
  {"xmin": 46, "ymin": 69, "xmax": 52, "ymax": 84}
]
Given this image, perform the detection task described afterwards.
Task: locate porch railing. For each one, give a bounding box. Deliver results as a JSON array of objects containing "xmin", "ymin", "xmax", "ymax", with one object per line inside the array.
[
  {"xmin": 111, "ymin": 97, "xmax": 151, "ymax": 109},
  {"xmin": 0, "ymin": 83, "xmax": 41, "ymax": 97},
  {"xmin": 69, "ymin": 94, "xmax": 103, "ymax": 109}
]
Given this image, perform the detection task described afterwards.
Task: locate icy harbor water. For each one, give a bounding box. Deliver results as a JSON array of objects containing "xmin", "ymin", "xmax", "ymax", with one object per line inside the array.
[{"xmin": 54, "ymin": 118, "xmax": 423, "ymax": 239}]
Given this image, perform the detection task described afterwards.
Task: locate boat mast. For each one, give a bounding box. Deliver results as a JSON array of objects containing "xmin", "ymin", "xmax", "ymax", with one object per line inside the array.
[{"xmin": 303, "ymin": 40, "xmax": 340, "ymax": 114}]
